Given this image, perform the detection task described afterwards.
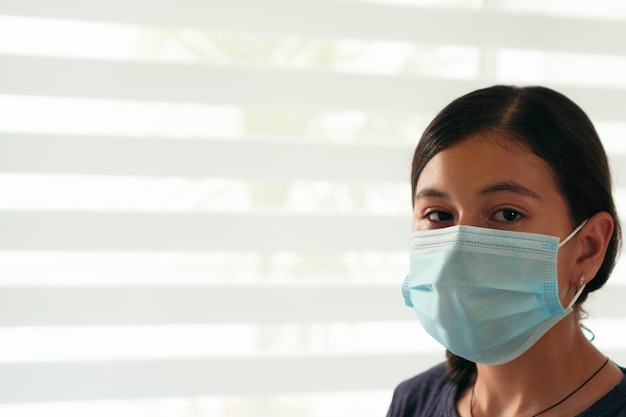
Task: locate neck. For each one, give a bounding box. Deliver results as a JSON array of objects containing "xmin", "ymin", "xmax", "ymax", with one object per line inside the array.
[{"xmin": 467, "ymin": 316, "xmax": 608, "ymax": 417}]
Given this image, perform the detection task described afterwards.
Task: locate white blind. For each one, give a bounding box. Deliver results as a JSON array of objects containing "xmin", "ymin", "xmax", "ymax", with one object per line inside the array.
[{"xmin": 1, "ymin": 1, "xmax": 626, "ymax": 416}]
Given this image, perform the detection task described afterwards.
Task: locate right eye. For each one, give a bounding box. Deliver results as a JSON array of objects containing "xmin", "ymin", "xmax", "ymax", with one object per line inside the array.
[{"xmin": 424, "ymin": 210, "xmax": 454, "ymax": 222}]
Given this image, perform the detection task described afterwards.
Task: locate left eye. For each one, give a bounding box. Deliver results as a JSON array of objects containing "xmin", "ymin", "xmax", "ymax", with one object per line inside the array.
[{"xmin": 493, "ymin": 208, "xmax": 521, "ymax": 222}]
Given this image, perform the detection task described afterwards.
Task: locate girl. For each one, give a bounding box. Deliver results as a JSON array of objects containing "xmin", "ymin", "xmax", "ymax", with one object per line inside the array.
[{"xmin": 389, "ymin": 86, "xmax": 626, "ymax": 416}]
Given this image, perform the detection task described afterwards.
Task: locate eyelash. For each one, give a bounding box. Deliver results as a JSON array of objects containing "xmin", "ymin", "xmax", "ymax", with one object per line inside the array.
[
  {"xmin": 492, "ymin": 208, "xmax": 523, "ymax": 222},
  {"xmin": 422, "ymin": 208, "xmax": 524, "ymax": 223},
  {"xmin": 423, "ymin": 210, "xmax": 453, "ymax": 223}
]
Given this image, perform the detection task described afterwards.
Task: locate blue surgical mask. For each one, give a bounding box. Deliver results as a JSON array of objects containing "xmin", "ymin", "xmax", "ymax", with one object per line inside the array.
[{"xmin": 402, "ymin": 222, "xmax": 586, "ymax": 365}]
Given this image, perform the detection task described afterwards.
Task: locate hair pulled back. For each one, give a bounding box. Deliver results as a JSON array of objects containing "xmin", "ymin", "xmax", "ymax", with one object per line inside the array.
[{"xmin": 411, "ymin": 85, "xmax": 621, "ymax": 390}]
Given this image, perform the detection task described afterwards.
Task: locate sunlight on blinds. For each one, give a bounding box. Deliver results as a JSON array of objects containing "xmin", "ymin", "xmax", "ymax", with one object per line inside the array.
[{"xmin": 1, "ymin": 0, "xmax": 626, "ymax": 416}]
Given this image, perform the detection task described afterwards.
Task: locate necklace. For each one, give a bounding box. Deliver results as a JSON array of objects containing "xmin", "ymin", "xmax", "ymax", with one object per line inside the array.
[{"xmin": 469, "ymin": 357, "xmax": 610, "ymax": 417}]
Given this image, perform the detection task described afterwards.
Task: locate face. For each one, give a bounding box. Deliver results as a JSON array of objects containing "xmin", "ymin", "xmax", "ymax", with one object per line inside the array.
[{"xmin": 413, "ymin": 132, "xmax": 578, "ymax": 305}]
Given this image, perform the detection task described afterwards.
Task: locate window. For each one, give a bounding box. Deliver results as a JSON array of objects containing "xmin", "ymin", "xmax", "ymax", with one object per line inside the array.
[{"xmin": 1, "ymin": 1, "xmax": 625, "ymax": 416}]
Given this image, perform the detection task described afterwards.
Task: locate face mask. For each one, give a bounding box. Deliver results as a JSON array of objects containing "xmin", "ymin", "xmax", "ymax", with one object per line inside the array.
[{"xmin": 402, "ymin": 222, "xmax": 586, "ymax": 365}]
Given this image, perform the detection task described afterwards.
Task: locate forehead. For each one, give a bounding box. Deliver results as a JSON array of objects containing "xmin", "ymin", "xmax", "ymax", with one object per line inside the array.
[{"xmin": 416, "ymin": 132, "xmax": 560, "ymax": 194}]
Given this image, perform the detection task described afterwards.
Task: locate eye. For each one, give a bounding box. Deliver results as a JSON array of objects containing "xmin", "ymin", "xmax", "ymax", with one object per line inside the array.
[
  {"xmin": 492, "ymin": 208, "xmax": 522, "ymax": 222},
  {"xmin": 425, "ymin": 210, "xmax": 454, "ymax": 222}
]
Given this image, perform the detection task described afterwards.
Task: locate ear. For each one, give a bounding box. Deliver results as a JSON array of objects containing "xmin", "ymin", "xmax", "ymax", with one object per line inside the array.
[{"xmin": 573, "ymin": 211, "xmax": 614, "ymax": 286}]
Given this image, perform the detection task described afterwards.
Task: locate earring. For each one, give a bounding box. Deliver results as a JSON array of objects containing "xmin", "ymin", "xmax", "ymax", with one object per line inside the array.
[
  {"xmin": 568, "ymin": 272, "xmax": 587, "ymax": 309},
  {"xmin": 577, "ymin": 272, "xmax": 586, "ymax": 292}
]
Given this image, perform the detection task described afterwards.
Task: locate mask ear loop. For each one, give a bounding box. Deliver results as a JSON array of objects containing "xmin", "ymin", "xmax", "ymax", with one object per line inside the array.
[
  {"xmin": 571, "ymin": 271, "xmax": 594, "ymax": 341},
  {"xmin": 567, "ymin": 272, "xmax": 586, "ymax": 309},
  {"xmin": 559, "ymin": 219, "xmax": 588, "ymax": 248},
  {"xmin": 560, "ymin": 220, "xmax": 588, "ymax": 310}
]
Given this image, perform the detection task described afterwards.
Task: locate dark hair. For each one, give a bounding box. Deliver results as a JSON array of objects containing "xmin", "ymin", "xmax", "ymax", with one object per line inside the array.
[{"xmin": 411, "ymin": 85, "xmax": 622, "ymax": 390}]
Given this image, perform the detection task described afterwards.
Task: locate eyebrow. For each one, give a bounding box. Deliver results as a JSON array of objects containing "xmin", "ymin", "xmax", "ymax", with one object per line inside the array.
[
  {"xmin": 414, "ymin": 187, "xmax": 450, "ymax": 201},
  {"xmin": 479, "ymin": 182, "xmax": 541, "ymax": 199},
  {"xmin": 414, "ymin": 182, "xmax": 541, "ymax": 201}
]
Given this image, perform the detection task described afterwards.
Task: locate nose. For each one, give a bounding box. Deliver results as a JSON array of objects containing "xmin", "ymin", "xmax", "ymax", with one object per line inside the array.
[{"xmin": 456, "ymin": 212, "xmax": 483, "ymax": 228}]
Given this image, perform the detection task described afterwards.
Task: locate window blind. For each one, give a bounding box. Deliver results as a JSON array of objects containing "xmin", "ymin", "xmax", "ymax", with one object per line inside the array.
[{"xmin": 1, "ymin": 1, "xmax": 625, "ymax": 416}]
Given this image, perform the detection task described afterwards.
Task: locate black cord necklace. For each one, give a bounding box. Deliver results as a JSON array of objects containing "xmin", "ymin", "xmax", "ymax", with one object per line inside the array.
[{"xmin": 469, "ymin": 357, "xmax": 610, "ymax": 417}]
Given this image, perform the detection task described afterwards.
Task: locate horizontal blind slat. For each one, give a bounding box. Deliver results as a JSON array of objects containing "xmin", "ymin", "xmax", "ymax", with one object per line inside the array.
[
  {"xmin": 1, "ymin": 0, "xmax": 626, "ymax": 55},
  {"xmin": 2, "ymin": 55, "xmax": 626, "ymax": 120},
  {"xmin": 0, "ymin": 354, "xmax": 443, "ymax": 402},
  {"xmin": 0, "ymin": 133, "xmax": 411, "ymax": 182},
  {"xmin": 2, "ymin": 349, "xmax": 626, "ymax": 403},
  {"xmin": 0, "ymin": 211, "xmax": 409, "ymax": 251},
  {"xmin": 0, "ymin": 54, "xmax": 478, "ymax": 112},
  {"xmin": 0, "ymin": 286, "xmax": 416, "ymax": 326},
  {"xmin": 4, "ymin": 134, "xmax": 626, "ymax": 187},
  {"xmin": 0, "ymin": 286, "xmax": 623, "ymax": 327}
]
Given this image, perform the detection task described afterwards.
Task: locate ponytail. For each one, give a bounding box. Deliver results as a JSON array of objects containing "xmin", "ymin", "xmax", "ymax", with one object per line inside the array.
[{"xmin": 445, "ymin": 350, "xmax": 476, "ymax": 391}]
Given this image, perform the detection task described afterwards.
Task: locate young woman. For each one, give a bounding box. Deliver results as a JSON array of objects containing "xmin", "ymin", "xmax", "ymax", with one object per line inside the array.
[{"xmin": 388, "ymin": 86, "xmax": 626, "ymax": 416}]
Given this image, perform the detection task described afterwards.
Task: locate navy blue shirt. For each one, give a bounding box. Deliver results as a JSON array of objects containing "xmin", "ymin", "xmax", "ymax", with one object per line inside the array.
[{"xmin": 387, "ymin": 362, "xmax": 626, "ymax": 416}]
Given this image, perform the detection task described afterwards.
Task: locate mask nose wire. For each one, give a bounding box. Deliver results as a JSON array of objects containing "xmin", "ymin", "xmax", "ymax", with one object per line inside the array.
[{"xmin": 558, "ymin": 219, "xmax": 588, "ymax": 248}]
